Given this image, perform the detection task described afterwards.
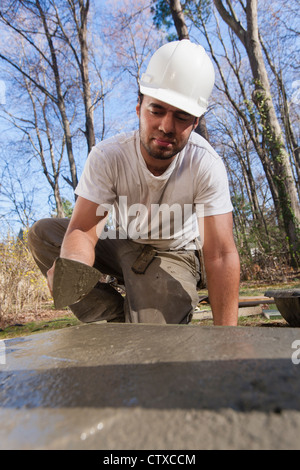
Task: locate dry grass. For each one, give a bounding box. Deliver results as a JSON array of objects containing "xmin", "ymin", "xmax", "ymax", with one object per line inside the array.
[{"xmin": 0, "ymin": 231, "xmax": 51, "ymax": 329}]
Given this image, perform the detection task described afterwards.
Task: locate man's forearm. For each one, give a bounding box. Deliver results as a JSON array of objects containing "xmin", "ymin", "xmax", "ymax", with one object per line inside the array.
[
  {"xmin": 46, "ymin": 197, "xmax": 107, "ymax": 295},
  {"xmin": 60, "ymin": 213, "xmax": 107, "ymax": 266},
  {"xmin": 46, "ymin": 228, "xmax": 97, "ymax": 295},
  {"xmin": 60, "ymin": 228, "xmax": 97, "ymax": 266},
  {"xmin": 205, "ymin": 251, "xmax": 240, "ymax": 326}
]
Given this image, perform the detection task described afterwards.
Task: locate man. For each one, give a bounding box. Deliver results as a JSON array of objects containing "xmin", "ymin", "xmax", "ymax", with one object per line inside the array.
[{"xmin": 28, "ymin": 40, "xmax": 240, "ymax": 326}]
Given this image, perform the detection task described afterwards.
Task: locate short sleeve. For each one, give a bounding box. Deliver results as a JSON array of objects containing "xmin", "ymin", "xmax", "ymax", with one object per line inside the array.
[
  {"xmin": 194, "ymin": 157, "xmax": 233, "ymax": 217},
  {"xmin": 75, "ymin": 146, "xmax": 117, "ymax": 207}
]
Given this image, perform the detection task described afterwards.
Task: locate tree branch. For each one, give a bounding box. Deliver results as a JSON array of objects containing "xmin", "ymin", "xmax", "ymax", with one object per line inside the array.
[
  {"xmin": 0, "ymin": 53, "xmax": 57, "ymax": 103},
  {"xmin": 213, "ymin": 0, "xmax": 247, "ymax": 46}
]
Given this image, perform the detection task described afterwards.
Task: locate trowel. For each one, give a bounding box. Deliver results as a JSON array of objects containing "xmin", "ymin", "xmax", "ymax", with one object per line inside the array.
[{"xmin": 52, "ymin": 258, "xmax": 101, "ymax": 309}]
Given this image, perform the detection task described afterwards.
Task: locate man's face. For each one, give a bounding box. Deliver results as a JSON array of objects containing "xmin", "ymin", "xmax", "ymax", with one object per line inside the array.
[{"xmin": 136, "ymin": 96, "xmax": 199, "ymax": 162}]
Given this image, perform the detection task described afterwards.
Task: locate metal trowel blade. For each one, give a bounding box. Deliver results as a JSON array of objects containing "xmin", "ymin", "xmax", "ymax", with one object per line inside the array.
[{"xmin": 53, "ymin": 258, "xmax": 101, "ymax": 309}]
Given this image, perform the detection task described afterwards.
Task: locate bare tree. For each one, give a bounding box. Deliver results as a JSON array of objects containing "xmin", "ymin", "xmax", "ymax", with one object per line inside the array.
[
  {"xmin": 0, "ymin": 2, "xmax": 77, "ymax": 193},
  {"xmin": 52, "ymin": 0, "xmax": 96, "ymax": 153},
  {"xmin": 0, "ymin": 158, "xmax": 37, "ymax": 229},
  {"xmin": 213, "ymin": 0, "xmax": 300, "ymax": 263},
  {"xmin": 0, "ymin": 0, "xmax": 116, "ymax": 222},
  {"xmin": 0, "ymin": 0, "xmax": 99, "ymax": 195},
  {"xmin": 103, "ymin": 0, "xmax": 164, "ymax": 92}
]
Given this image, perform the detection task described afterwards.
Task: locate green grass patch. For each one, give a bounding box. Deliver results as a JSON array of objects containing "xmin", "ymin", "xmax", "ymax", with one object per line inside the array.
[
  {"xmin": 0, "ymin": 316, "xmax": 81, "ymax": 339},
  {"xmin": 192, "ymin": 314, "xmax": 288, "ymax": 327},
  {"xmin": 238, "ymin": 281, "xmax": 300, "ymax": 297},
  {"xmin": 198, "ymin": 280, "xmax": 300, "ymax": 299}
]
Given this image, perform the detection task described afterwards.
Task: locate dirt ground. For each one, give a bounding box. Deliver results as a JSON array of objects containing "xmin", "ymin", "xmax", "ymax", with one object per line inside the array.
[
  {"xmin": 1, "ymin": 303, "xmax": 74, "ymax": 329},
  {"xmin": 6, "ymin": 301, "xmax": 291, "ymax": 329}
]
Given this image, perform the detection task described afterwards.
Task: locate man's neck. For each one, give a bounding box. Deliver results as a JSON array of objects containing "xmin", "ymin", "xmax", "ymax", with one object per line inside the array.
[
  {"xmin": 145, "ymin": 162, "xmax": 170, "ymax": 176},
  {"xmin": 141, "ymin": 147, "xmax": 177, "ymax": 176}
]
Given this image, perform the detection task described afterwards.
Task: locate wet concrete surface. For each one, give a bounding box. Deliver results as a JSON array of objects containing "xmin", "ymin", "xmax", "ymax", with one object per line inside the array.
[{"xmin": 1, "ymin": 323, "xmax": 300, "ymax": 450}]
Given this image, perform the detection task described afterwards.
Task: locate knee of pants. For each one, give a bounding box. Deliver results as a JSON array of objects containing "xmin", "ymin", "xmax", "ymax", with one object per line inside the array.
[
  {"xmin": 122, "ymin": 251, "xmax": 200, "ymax": 324},
  {"xmin": 29, "ymin": 218, "xmax": 68, "ymax": 243},
  {"xmin": 27, "ymin": 220, "xmax": 49, "ymax": 260},
  {"xmin": 27, "ymin": 218, "xmax": 69, "ymax": 275},
  {"xmin": 27, "ymin": 219, "xmax": 42, "ymax": 248}
]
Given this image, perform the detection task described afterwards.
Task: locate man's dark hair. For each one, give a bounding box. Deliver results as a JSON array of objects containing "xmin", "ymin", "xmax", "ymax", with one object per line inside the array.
[{"xmin": 138, "ymin": 91, "xmax": 144, "ymax": 104}]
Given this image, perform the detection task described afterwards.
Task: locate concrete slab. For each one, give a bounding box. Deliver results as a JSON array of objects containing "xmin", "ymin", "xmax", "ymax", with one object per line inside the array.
[{"xmin": 1, "ymin": 323, "xmax": 300, "ymax": 450}]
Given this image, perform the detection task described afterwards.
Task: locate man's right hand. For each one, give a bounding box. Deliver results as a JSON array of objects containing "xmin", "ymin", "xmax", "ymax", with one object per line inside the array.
[{"xmin": 45, "ymin": 197, "xmax": 108, "ymax": 298}]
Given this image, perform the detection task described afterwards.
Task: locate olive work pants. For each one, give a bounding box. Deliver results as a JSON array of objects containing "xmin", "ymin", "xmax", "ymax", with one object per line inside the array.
[{"xmin": 28, "ymin": 218, "xmax": 202, "ymax": 324}]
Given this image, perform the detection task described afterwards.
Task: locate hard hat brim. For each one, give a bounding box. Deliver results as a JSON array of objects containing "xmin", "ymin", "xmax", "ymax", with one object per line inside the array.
[{"xmin": 139, "ymin": 84, "xmax": 207, "ymax": 118}]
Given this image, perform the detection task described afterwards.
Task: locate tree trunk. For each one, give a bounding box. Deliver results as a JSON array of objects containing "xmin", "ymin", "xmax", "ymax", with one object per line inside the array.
[
  {"xmin": 169, "ymin": 0, "xmax": 189, "ymax": 39},
  {"xmin": 68, "ymin": 0, "xmax": 95, "ymax": 153},
  {"xmin": 36, "ymin": 0, "xmax": 78, "ymax": 190}
]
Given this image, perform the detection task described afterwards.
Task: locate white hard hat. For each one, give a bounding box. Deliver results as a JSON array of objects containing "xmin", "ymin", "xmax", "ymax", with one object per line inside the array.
[{"xmin": 139, "ymin": 39, "xmax": 215, "ymax": 117}]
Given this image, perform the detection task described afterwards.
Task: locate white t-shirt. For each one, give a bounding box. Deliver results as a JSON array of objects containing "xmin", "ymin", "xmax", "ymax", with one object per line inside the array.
[{"xmin": 75, "ymin": 130, "xmax": 233, "ymax": 250}]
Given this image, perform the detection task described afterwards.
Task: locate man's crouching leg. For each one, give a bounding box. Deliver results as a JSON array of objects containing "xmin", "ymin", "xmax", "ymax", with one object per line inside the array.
[
  {"xmin": 27, "ymin": 218, "xmax": 125, "ymax": 323},
  {"xmin": 70, "ymin": 283, "xmax": 125, "ymax": 323}
]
